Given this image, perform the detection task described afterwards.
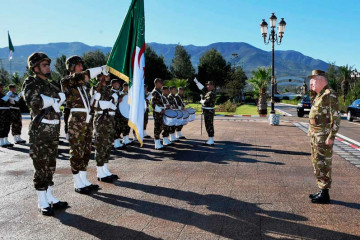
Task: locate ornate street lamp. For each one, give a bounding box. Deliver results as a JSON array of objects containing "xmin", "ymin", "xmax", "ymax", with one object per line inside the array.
[{"xmin": 260, "ymin": 13, "xmax": 286, "ymax": 125}]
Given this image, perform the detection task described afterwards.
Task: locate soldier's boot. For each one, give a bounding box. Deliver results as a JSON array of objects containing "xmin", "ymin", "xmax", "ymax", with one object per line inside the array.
[
  {"xmin": 143, "ymin": 130, "xmax": 151, "ymax": 138},
  {"xmin": 114, "ymin": 138, "xmax": 125, "ymax": 150},
  {"xmin": 97, "ymin": 166, "xmax": 113, "ymax": 183},
  {"xmin": 163, "ymin": 137, "xmax": 172, "ymax": 146},
  {"xmin": 0, "ymin": 138, "xmax": 5, "ymax": 147},
  {"xmin": 103, "ymin": 163, "xmax": 119, "ymax": 180},
  {"xmin": 154, "ymin": 139, "xmax": 164, "ymax": 150},
  {"xmin": 46, "ymin": 186, "xmax": 68, "ymax": 209},
  {"xmin": 80, "ymin": 171, "xmax": 99, "ymax": 191},
  {"xmin": 73, "ymin": 174, "xmax": 91, "ymax": 194},
  {"xmin": 309, "ymin": 190, "xmax": 322, "ymax": 199},
  {"xmin": 66, "ymin": 133, "xmax": 70, "ymax": 141},
  {"xmin": 3, "ymin": 137, "xmax": 13, "ymax": 148},
  {"xmin": 36, "ymin": 190, "xmax": 54, "ymax": 216},
  {"xmin": 14, "ymin": 135, "xmax": 26, "ymax": 144},
  {"xmin": 176, "ymin": 131, "xmax": 186, "ymax": 139},
  {"xmin": 204, "ymin": 137, "xmax": 214, "ymax": 146},
  {"xmin": 170, "ymin": 133, "xmax": 179, "ymax": 142},
  {"xmin": 311, "ymin": 189, "xmax": 330, "ymax": 204},
  {"xmin": 123, "ymin": 136, "xmax": 133, "ymax": 145}
]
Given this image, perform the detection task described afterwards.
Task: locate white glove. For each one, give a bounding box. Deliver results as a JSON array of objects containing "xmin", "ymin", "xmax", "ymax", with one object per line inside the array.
[
  {"xmin": 178, "ymin": 106, "xmax": 182, "ymax": 110},
  {"xmin": 94, "ymin": 92, "xmax": 101, "ymax": 101},
  {"xmin": 196, "ymin": 82, "xmax": 205, "ymax": 91},
  {"xmin": 155, "ymin": 105, "xmax": 164, "ymax": 113},
  {"xmin": 13, "ymin": 96, "xmax": 20, "ymax": 102},
  {"xmin": 52, "ymin": 100, "xmax": 61, "ymax": 113},
  {"xmin": 193, "ymin": 78, "xmax": 199, "ymax": 84},
  {"xmin": 109, "ymin": 102, "xmax": 117, "ymax": 110},
  {"xmin": 200, "ymin": 100, "xmax": 205, "ymax": 105},
  {"xmin": 111, "ymin": 93, "xmax": 119, "ymax": 103},
  {"xmin": 88, "ymin": 67, "xmax": 103, "ymax": 79},
  {"xmin": 146, "ymin": 94, "xmax": 152, "ymax": 101},
  {"xmin": 1, "ymin": 91, "xmax": 12, "ymax": 101},
  {"xmin": 40, "ymin": 94, "xmax": 55, "ymax": 109},
  {"xmin": 99, "ymin": 100, "xmax": 110, "ymax": 110},
  {"xmin": 58, "ymin": 92, "xmax": 66, "ymax": 105},
  {"xmin": 101, "ymin": 65, "xmax": 109, "ymax": 76},
  {"xmin": 17, "ymin": 92, "xmax": 23, "ymax": 98}
]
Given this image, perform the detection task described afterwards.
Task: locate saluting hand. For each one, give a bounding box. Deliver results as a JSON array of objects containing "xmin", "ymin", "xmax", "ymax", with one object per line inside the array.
[{"xmin": 325, "ymin": 139, "xmax": 334, "ymax": 146}]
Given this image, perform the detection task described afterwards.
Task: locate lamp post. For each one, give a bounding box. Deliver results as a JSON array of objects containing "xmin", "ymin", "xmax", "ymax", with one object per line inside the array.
[{"xmin": 260, "ymin": 13, "xmax": 286, "ymax": 125}]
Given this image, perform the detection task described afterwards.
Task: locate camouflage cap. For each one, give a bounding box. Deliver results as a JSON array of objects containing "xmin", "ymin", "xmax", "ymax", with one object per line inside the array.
[
  {"xmin": 308, "ymin": 69, "xmax": 327, "ymax": 79},
  {"xmin": 28, "ymin": 52, "xmax": 51, "ymax": 70}
]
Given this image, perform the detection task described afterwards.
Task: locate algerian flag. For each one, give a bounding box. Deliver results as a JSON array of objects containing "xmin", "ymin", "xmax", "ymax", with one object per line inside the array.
[
  {"xmin": 107, "ymin": 0, "xmax": 145, "ymax": 146},
  {"xmin": 8, "ymin": 31, "xmax": 14, "ymax": 61}
]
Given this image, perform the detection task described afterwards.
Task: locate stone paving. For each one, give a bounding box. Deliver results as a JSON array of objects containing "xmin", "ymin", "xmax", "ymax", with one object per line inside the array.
[{"xmin": 0, "ymin": 117, "xmax": 359, "ymax": 239}]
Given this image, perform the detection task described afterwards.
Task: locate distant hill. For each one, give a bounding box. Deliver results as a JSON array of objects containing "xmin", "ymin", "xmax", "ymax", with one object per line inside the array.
[{"xmin": 0, "ymin": 41, "xmax": 328, "ymax": 78}]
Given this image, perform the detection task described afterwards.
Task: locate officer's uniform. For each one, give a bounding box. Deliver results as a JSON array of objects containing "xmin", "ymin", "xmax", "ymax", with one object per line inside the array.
[
  {"xmin": 0, "ymin": 89, "xmax": 12, "ymax": 147},
  {"xmin": 201, "ymin": 87, "xmax": 216, "ymax": 138},
  {"xmin": 151, "ymin": 87, "xmax": 166, "ymax": 149}
]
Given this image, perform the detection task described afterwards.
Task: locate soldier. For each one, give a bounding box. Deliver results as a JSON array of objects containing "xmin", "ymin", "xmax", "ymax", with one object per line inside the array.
[
  {"xmin": 307, "ymin": 70, "xmax": 340, "ymax": 204},
  {"xmin": 0, "ymin": 83, "xmax": 13, "ymax": 148},
  {"xmin": 194, "ymin": 78, "xmax": 216, "ymax": 145},
  {"xmin": 168, "ymin": 86, "xmax": 180, "ymax": 142},
  {"xmin": 143, "ymin": 84, "xmax": 151, "ymax": 138},
  {"xmin": 151, "ymin": 78, "xmax": 165, "ymax": 150},
  {"xmin": 111, "ymin": 79, "xmax": 125, "ymax": 149},
  {"xmin": 92, "ymin": 75, "xmax": 119, "ymax": 183},
  {"xmin": 23, "ymin": 52, "xmax": 68, "ymax": 216},
  {"xmin": 8, "ymin": 84, "xmax": 26, "ymax": 144},
  {"xmin": 61, "ymin": 55, "xmax": 107, "ymax": 194},
  {"xmin": 118, "ymin": 82, "xmax": 133, "ymax": 145},
  {"xmin": 175, "ymin": 87, "xmax": 187, "ymax": 139},
  {"xmin": 161, "ymin": 86, "xmax": 173, "ymax": 146}
]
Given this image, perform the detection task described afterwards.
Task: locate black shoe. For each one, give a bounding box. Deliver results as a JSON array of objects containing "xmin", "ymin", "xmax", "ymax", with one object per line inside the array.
[
  {"xmin": 97, "ymin": 176, "xmax": 113, "ymax": 183},
  {"xmin": 87, "ymin": 184, "xmax": 100, "ymax": 190},
  {"xmin": 15, "ymin": 140, "xmax": 26, "ymax": 144},
  {"xmin": 178, "ymin": 136, "xmax": 186, "ymax": 139},
  {"xmin": 75, "ymin": 187, "xmax": 91, "ymax": 194},
  {"xmin": 3, "ymin": 144, "xmax": 14, "ymax": 148},
  {"xmin": 309, "ymin": 190, "xmax": 322, "ymax": 199},
  {"xmin": 203, "ymin": 142, "xmax": 214, "ymax": 146},
  {"xmin": 144, "ymin": 135, "xmax": 151, "ymax": 139},
  {"xmin": 116, "ymin": 145, "xmax": 127, "ymax": 150},
  {"xmin": 39, "ymin": 206, "xmax": 54, "ymax": 216},
  {"xmin": 311, "ymin": 189, "xmax": 330, "ymax": 204},
  {"xmin": 110, "ymin": 174, "xmax": 119, "ymax": 180},
  {"xmin": 52, "ymin": 201, "xmax": 69, "ymax": 209}
]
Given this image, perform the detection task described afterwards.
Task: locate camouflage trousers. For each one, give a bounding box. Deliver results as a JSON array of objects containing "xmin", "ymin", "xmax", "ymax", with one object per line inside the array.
[
  {"xmin": 0, "ymin": 109, "xmax": 11, "ymax": 138},
  {"xmin": 68, "ymin": 113, "xmax": 93, "ymax": 174},
  {"xmin": 153, "ymin": 112, "xmax": 163, "ymax": 139},
  {"xmin": 29, "ymin": 121, "xmax": 60, "ymax": 190},
  {"xmin": 63, "ymin": 107, "xmax": 70, "ymax": 134},
  {"xmin": 10, "ymin": 109, "xmax": 22, "ymax": 136},
  {"xmin": 94, "ymin": 114, "xmax": 115, "ymax": 166},
  {"xmin": 162, "ymin": 125, "xmax": 170, "ymax": 138},
  {"xmin": 114, "ymin": 111, "xmax": 122, "ymax": 139},
  {"xmin": 144, "ymin": 110, "xmax": 149, "ymax": 130},
  {"xmin": 310, "ymin": 133, "xmax": 333, "ymax": 189},
  {"xmin": 170, "ymin": 126, "xmax": 176, "ymax": 134},
  {"xmin": 204, "ymin": 110, "xmax": 215, "ymax": 137},
  {"xmin": 115, "ymin": 113, "xmax": 130, "ymax": 138}
]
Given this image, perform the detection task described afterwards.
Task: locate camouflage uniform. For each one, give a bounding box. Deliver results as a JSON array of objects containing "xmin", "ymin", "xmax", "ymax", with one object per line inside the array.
[
  {"xmin": 63, "ymin": 107, "xmax": 70, "ymax": 134},
  {"xmin": 92, "ymin": 84, "xmax": 115, "ymax": 167},
  {"xmin": 161, "ymin": 94, "xmax": 171, "ymax": 138},
  {"xmin": 0, "ymin": 92, "xmax": 11, "ymax": 139},
  {"xmin": 61, "ymin": 72, "xmax": 93, "ymax": 174},
  {"xmin": 23, "ymin": 76, "xmax": 61, "ymax": 190},
  {"xmin": 168, "ymin": 93, "xmax": 179, "ymax": 135},
  {"xmin": 144, "ymin": 92, "xmax": 151, "ymax": 130},
  {"xmin": 112, "ymin": 88, "xmax": 122, "ymax": 140},
  {"xmin": 175, "ymin": 93, "xmax": 186, "ymax": 132},
  {"xmin": 118, "ymin": 91, "xmax": 131, "ymax": 137},
  {"xmin": 309, "ymin": 86, "xmax": 340, "ymax": 189},
  {"xmin": 151, "ymin": 88, "xmax": 164, "ymax": 139},
  {"xmin": 9, "ymin": 92, "xmax": 23, "ymax": 136},
  {"xmin": 201, "ymin": 88, "xmax": 216, "ymax": 137}
]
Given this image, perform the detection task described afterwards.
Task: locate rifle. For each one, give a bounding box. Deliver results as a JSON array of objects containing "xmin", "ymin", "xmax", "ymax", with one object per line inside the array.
[{"xmin": 33, "ymin": 107, "xmax": 52, "ymax": 128}]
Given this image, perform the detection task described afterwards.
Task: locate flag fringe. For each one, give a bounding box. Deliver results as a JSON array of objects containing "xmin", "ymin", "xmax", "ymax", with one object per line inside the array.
[
  {"xmin": 128, "ymin": 120, "xmax": 143, "ymax": 147},
  {"xmin": 107, "ymin": 66, "xmax": 130, "ymax": 83}
]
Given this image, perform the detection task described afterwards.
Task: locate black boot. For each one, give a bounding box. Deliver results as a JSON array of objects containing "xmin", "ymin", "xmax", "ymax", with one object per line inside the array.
[
  {"xmin": 97, "ymin": 176, "xmax": 113, "ymax": 183},
  {"xmin": 110, "ymin": 174, "xmax": 119, "ymax": 180},
  {"xmin": 75, "ymin": 187, "xmax": 91, "ymax": 194},
  {"xmin": 52, "ymin": 201, "xmax": 69, "ymax": 209},
  {"xmin": 39, "ymin": 206, "xmax": 54, "ymax": 216},
  {"xmin": 309, "ymin": 190, "xmax": 322, "ymax": 199},
  {"xmin": 311, "ymin": 189, "xmax": 330, "ymax": 204},
  {"xmin": 87, "ymin": 184, "xmax": 100, "ymax": 190}
]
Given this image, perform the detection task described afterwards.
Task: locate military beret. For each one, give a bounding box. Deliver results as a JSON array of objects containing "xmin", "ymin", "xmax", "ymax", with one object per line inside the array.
[
  {"xmin": 162, "ymin": 86, "xmax": 169, "ymax": 90},
  {"xmin": 170, "ymin": 86, "xmax": 176, "ymax": 90}
]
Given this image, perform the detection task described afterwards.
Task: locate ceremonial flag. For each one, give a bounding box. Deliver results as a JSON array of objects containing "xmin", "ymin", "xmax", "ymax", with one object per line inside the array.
[
  {"xmin": 8, "ymin": 31, "xmax": 14, "ymax": 61},
  {"xmin": 107, "ymin": 0, "xmax": 145, "ymax": 146}
]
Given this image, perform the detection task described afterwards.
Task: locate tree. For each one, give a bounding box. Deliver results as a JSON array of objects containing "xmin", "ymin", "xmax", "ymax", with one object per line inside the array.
[
  {"xmin": 248, "ymin": 67, "xmax": 271, "ymax": 115},
  {"xmin": 338, "ymin": 65, "xmax": 352, "ymax": 102},
  {"xmin": 225, "ymin": 65, "xmax": 247, "ymax": 102},
  {"xmin": 197, "ymin": 48, "xmax": 230, "ymax": 87},
  {"xmin": 327, "ymin": 62, "xmax": 339, "ymax": 94},
  {"xmin": 145, "ymin": 46, "xmax": 171, "ymax": 90},
  {"xmin": 0, "ymin": 67, "xmax": 10, "ymax": 86},
  {"xmin": 54, "ymin": 54, "xmax": 67, "ymax": 77},
  {"xmin": 170, "ymin": 44, "xmax": 195, "ymax": 80},
  {"xmin": 11, "ymin": 72, "xmax": 23, "ymax": 89},
  {"xmin": 82, "ymin": 50, "xmax": 108, "ymax": 69}
]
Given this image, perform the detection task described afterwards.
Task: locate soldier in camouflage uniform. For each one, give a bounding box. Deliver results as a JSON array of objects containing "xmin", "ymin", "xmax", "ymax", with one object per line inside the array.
[
  {"xmin": 23, "ymin": 52, "xmax": 68, "ymax": 216},
  {"xmin": 61, "ymin": 56, "xmax": 107, "ymax": 194},
  {"xmin": 161, "ymin": 86, "xmax": 173, "ymax": 146},
  {"xmin": 151, "ymin": 78, "xmax": 166, "ymax": 150},
  {"xmin": 194, "ymin": 79, "xmax": 216, "ymax": 145},
  {"xmin": 8, "ymin": 84, "xmax": 26, "ymax": 144},
  {"xmin": 168, "ymin": 86, "xmax": 180, "ymax": 142},
  {"xmin": 175, "ymin": 87, "xmax": 187, "ymax": 139},
  {"xmin": 144, "ymin": 84, "xmax": 151, "ymax": 138},
  {"xmin": 308, "ymin": 70, "xmax": 340, "ymax": 204},
  {"xmin": 92, "ymin": 75, "xmax": 119, "ymax": 183},
  {"xmin": 118, "ymin": 82, "xmax": 133, "ymax": 145},
  {"xmin": 111, "ymin": 79, "xmax": 126, "ymax": 149},
  {"xmin": 0, "ymin": 83, "xmax": 13, "ymax": 148}
]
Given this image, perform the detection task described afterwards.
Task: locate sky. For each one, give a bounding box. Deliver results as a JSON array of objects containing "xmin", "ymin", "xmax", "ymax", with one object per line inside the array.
[{"xmin": 0, "ymin": 0, "xmax": 359, "ymax": 68}]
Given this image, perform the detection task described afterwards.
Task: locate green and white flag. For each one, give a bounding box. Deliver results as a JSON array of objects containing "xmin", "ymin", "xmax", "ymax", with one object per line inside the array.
[
  {"xmin": 8, "ymin": 31, "xmax": 14, "ymax": 61},
  {"xmin": 107, "ymin": 0, "xmax": 145, "ymax": 146}
]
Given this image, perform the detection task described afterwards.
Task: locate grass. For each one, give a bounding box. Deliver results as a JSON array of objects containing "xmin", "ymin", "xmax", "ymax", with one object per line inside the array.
[
  {"xmin": 281, "ymin": 99, "xmax": 300, "ymax": 105},
  {"xmin": 187, "ymin": 103, "xmax": 272, "ymax": 116}
]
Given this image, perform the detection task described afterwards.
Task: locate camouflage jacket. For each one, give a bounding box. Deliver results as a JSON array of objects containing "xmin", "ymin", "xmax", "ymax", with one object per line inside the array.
[
  {"xmin": 151, "ymin": 88, "xmax": 164, "ymax": 109},
  {"xmin": 0, "ymin": 92, "xmax": 10, "ymax": 108},
  {"xmin": 168, "ymin": 94, "xmax": 179, "ymax": 109},
  {"xmin": 145, "ymin": 92, "xmax": 151, "ymax": 112},
  {"xmin": 61, "ymin": 72, "xmax": 91, "ymax": 110},
  {"xmin": 111, "ymin": 88, "xmax": 121, "ymax": 113},
  {"xmin": 9, "ymin": 92, "xmax": 21, "ymax": 109},
  {"xmin": 201, "ymin": 88, "xmax": 216, "ymax": 108},
  {"xmin": 22, "ymin": 75, "xmax": 61, "ymax": 120},
  {"xmin": 309, "ymin": 86, "xmax": 340, "ymax": 141},
  {"xmin": 175, "ymin": 94, "xmax": 186, "ymax": 108},
  {"xmin": 92, "ymin": 84, "xmax": 114, "ymax": 112}
]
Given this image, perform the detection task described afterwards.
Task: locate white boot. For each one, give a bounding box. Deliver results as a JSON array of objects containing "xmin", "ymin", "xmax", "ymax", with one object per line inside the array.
[
  {"xmin": 170, "ymin": 133, "xmax": 179, "ymax": 142},
  {"xmin": 14, "ymin": 135, "xmax": 26, "ymax": 144},
  {"xmin": 37, "ymin": 190, "xmax": 50, "ymax": 209},
  {"xmin": 66, "ymin": 133, "xmax": 70, "ymax": 141},
  {"xmin": 79, "ymin": 171, "xmax": 92, "ymax": 187},
  {"xmin": 4, "ymin": 137, "xmax": 13, "ymax": 145},
  {"xmin": 123, "ymin": 135, "xmax": 132, "ymax": 145},
  {"xmin": 154, "ymin": 139, "xmax": 163, "ymax": 149},
  {"xmin": 0, "ymin": 138, "xmax": 4, "ymax": 147},
  {"xmin": 163, "ymin": 137, "xmax": 172, "ymax": 146},
  {"xmin": 143, "ymin": 130, "xmax": 149, "ymax": 137},
  {"xmin": 73, "ymin": 173, "xmax": 86, "ymax": 189},
  {"xmin": 114, "ymin": 138, "xmax": 123, "ymax": 149},
  {"xmin": 206, "ymin": 137, "xmax": 214, "ymax": 145},
  {"xmin": 176, "ymin": 131, "xmax": 185, "ymax": 139},
  {"xmin": 97, "ymin": 166, "xmax": 108, "ymax": 179},
  {"xmin": 46, "ymin": 186, "xmax": 59, "ymax": 204},
  {"xmin": 103, "ymin": 164, "xmax": 112, "ymax": 177}
]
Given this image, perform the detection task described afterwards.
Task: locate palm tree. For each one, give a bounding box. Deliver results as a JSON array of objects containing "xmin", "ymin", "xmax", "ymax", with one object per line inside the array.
[
  {"xmin": 338, "ymin": 65, "xmax": 352, "ymax": 102},
  {"xmin": 248, "ymin": 67, "xmax": 271, "ymax": 115}
]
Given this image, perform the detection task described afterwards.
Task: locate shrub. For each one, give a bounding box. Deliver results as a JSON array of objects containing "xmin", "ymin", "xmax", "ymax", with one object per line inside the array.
[{"xmin": 216, "ymin": 94, "xmax": 229, "ymax": 104}]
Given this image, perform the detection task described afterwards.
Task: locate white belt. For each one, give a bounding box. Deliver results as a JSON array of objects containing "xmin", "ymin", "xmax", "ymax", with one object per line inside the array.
[
  {"xmin": 202, "ymin": 107, "xmax": 215, "ymax": 110},
  {"xmin": 0, "ymin": 107, "xmax": 10, "ymax": 110},
  {"xmin": 41, "ymin": 119, "xmax": 60, "ymax": 124},
  {"xmin": 71, "ymin": 108, "xmax": 88, "ymax": 113},
  {"xmin": 95, "ymin": 111, "xmax": 115, "ymax": 116},
  {"xmin": 10, "ymin": 107, "xmax": 20, "ymax": 110}
]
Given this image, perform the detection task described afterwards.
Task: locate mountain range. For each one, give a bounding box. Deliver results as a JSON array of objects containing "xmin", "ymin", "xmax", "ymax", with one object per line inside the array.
[{"xmin": 0, "ymin": 41, "xmax": 328, "ymax": 78}]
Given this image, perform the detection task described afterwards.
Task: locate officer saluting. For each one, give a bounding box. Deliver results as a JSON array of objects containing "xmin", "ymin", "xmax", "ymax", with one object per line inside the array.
[
  {"xmin": 308, "ymin": 70, "xmax": 340, "ymax": 204},
  {"xmin": 194, "ymin": 78, "xmax": 216, "ymax": 145},
  {"xmin": 22, "ymin": 52, "xmax": 68, "ymax": 216}
]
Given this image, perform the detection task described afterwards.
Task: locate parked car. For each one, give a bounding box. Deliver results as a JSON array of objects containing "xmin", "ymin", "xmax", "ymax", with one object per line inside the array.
[
  {"xmin": 297, "ymin": 95, "xmax": 312, "ymax": 117},
  {"xmin": 347, "ymin": 99, "xmax": 360, "ymax": 122}
]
